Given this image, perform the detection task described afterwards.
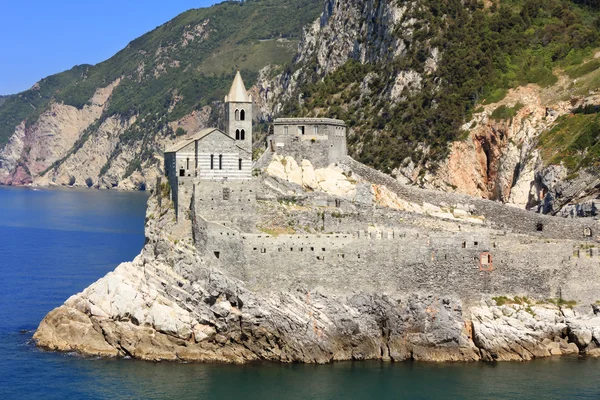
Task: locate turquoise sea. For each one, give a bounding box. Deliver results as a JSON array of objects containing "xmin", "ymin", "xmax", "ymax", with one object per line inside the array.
[{"xmin": 1, "ymin": 186, "xmax": 599, "ymax": 399}]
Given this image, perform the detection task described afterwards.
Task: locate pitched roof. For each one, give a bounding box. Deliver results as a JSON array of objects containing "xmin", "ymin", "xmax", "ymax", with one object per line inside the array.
[
  {"xmin": 165, "ymin": 128, "xmax": 222, "ymax": 153},
  {"xmin": 165, "ymin": 127, "xmax": 251, "ymax": 155},
  {"xmin": 226, "ymin": 71, "xmax": 250, "ymax": 102}
]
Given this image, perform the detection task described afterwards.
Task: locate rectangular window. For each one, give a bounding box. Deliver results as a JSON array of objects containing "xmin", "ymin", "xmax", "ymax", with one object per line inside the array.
[
  {"xmin": 239, "ymin": 158, "xmax": 243, "ymax": 170},
  {"xmin": 284, "ymin": 126, "xmax": 288, "ymax": 135},
  {"xmin": 219, "ymin": 154, "xmax": 223, "ymax": 170},
  {"xmin": 210, "ymin": 154, "xmax": 214, "ymax": 170},
  {"xmin": 313, "ymin": 126, "xmax": 318, "ymax": 135},
  {"xmin": 298, "ymin": 126, "xmax": 305, "ymax": 135}
]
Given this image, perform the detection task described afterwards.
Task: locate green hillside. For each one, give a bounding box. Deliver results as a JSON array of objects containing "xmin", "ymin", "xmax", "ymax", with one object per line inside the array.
[
  {"xmin": 285, "ymin": 0, "xmax": 600, "ymax": 175},
  {"xmin": 0, "ymin": 0, "xmax": 322, "ymax": 157}
]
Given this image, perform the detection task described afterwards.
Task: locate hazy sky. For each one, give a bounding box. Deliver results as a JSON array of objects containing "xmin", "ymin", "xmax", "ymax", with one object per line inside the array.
[{"xmin": 0, "ymin": 0, "xmax": 220, "ymax": 95}]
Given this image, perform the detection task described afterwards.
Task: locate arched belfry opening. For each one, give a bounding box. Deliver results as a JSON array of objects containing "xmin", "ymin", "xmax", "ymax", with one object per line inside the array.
[
  {"xmin": 235, "ymin": 109, "xmax": 240, "ymax": 121},
  {"xmin": 236, "ymin": 129, "xmax": 240, "ymax": 140},
  {"xmin": 240, "ymin": 109, "xmax": 245, "ymax": 121},
  {"xmin": 241, "ymin": 129, "xmax": 246, "ymax": 140}
]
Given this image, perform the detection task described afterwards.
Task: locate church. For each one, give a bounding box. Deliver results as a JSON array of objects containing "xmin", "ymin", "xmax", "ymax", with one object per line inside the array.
[{"xmin": 164, "ymin": 71, "xmax": 254, "ymax": 186}]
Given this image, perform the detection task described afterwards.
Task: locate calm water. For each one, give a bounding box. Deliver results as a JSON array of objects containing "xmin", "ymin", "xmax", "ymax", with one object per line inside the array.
[{"xmin": 1, "ymin": 186, "xmax": 599, "ymax": 399}]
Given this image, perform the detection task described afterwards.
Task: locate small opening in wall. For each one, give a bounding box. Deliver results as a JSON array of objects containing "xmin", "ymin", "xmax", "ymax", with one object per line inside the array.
[
  {"xmin": 322, "ymin": 248, "xmax": 326, "ymax": 251},
  {"xmin": 537, "ymin": 223, "xmax": 544, "ymax": 232},
  {"xmin": 358, "ymin": 254, "xmax": 361, "ymax": 259},
  {"xmin": 261, "ymin": 248, "xmax": 266, "ymax": 254},
  {"xmin": 253, "ymin": 248, "xmax": 257, "ymax": 251},
  {"xmin": 290, "ymin": 248, "xmax": 294, "ymax": 251},
  {"xmin": 298, "ymin": 126, "xmax": 305, "ymax": 135},
  {"xmin": 584, "ymin": 227, "xmax": 592, "ymax": 237},
  {"xmin": 311, "ymin": 247, "xmax": 314, "ymax": 251},
  {"xmin": 474, "ymin": 241, "xmax": 478, "ymax": 246},
  {"xmin": 214, "ymin": 252, "xmax": 220, "ymax": 259},
  {"xmin": 462, "ymin": 241, "xmax": 466, "ymax": 249},
  {"xmin": 278, "ymin": 248, "xmax": 282, "ymax": 252},
  {"xmin": 179, "ymin": 168, "xmax": 185, "ymax": 177}
]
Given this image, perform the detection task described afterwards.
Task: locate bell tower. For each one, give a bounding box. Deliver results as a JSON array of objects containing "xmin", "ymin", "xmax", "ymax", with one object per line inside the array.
[{"xmin": 225, "ymin": 71, "xmax": 253, "ymax": 154}]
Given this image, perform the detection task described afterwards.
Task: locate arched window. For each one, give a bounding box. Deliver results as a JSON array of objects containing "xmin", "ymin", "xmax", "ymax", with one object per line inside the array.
[
  {"xmin": 240, "ymin": 109, "xmax": 245, "ymax": 121},
  {"xmin": 210, "ymin": 154, "xmax": 214, "ymax": 170},
  {"xmin": 241, "ymin": 129, "xmax": 245, "ymax": 140},
  {"xmin": 235, "ymin": 109, "xmax": 240, "ymax": 121},
  {"xmin": 219, "ymin": 154, "xmax": 223, "ymax": 170},
  {"xmin": 236, "ymin": 129, "xmax": 240, "ymax": 140}
]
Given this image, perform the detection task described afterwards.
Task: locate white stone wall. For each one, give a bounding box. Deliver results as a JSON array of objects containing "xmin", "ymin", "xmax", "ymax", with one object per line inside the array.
[
  {"xmin": 195, "ymin": 130, "xmax": 251, "ymax": 180},
  {"xmin": 272, "ymin": 118, "xmax": 347, "ymax": 168}
]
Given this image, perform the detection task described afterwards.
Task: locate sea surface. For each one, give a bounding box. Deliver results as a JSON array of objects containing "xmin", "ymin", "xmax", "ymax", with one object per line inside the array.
[{"xmin": 1, "ymin": 186, "xmax": 599, "ymax": 400}]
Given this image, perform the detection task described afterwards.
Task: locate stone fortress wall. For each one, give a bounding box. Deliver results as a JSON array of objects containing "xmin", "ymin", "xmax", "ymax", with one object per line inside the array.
[
  {"xmin": 188, "ymin": 168, "xmax": 600, "ymax": 304},
  {"xmin": 269, "ymin": 118, "xmax": 348, "ymax": 168}
]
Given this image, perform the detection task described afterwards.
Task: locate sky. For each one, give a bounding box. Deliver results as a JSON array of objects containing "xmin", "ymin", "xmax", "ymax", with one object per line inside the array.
[{"xmin": 0, "ymin": 0, "xmax": 220, "ymax": 95}]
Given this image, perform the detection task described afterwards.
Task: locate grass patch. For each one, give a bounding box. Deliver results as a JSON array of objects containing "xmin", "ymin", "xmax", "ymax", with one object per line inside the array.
[
  {"xmin": 490, "ymin": 103, "xmax": 524, "ymax": 120},
  {"xmin": 537, "ymin": 113, "xmax": 600, "ymax": 172},
  {"xmin": 493, "ymin": 296, "xmax": 534, "ymax": 307},
  {"xmin": 481, "ymin": 88, "xmax": 508, "ymax": 105},
  {"xmin": 258, "ymin": 226, "xmax": 295, "ymax": 236},
  {"xmin": 565, "ymin": 59, "xmax": 600, "ymax": 79},
  {"xmin": 546, "ymin": 298, "xmax": 577, "ymax": 308}
]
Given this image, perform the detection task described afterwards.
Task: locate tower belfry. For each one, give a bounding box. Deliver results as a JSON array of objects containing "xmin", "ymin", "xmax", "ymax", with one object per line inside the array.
[{"xmin": 225, "ymin": 71, "xmax": 253, "ymax": 154}]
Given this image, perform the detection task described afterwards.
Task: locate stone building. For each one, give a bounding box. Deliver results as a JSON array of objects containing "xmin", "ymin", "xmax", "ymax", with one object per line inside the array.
[
  {"xmin": 164, "ymin": 72, "xmax": 253, "ymax": 215},
  {"xmin": 268, "ymin": 117, "xmax": 347, "ymax": 168}
]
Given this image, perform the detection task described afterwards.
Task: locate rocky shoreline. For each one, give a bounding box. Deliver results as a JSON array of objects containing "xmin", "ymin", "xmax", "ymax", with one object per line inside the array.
[{"xmin": 33, "ymin": 191, "xmax": 600, "ymax": 364}]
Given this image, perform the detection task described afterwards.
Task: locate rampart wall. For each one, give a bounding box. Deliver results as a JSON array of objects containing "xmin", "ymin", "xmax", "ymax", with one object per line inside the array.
[
  {"xmin": 197, "ymin": 220, "xmax": 600, "ymax": 302},
  {"xmin": 342, "ymin": 157, "xmax": 600, "ymax": 242}
]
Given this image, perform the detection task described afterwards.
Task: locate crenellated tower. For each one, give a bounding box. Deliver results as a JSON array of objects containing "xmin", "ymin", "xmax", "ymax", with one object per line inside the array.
[{"xmin": 225, "ymin": 71, "xmax": 253, "ymax": 154}]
